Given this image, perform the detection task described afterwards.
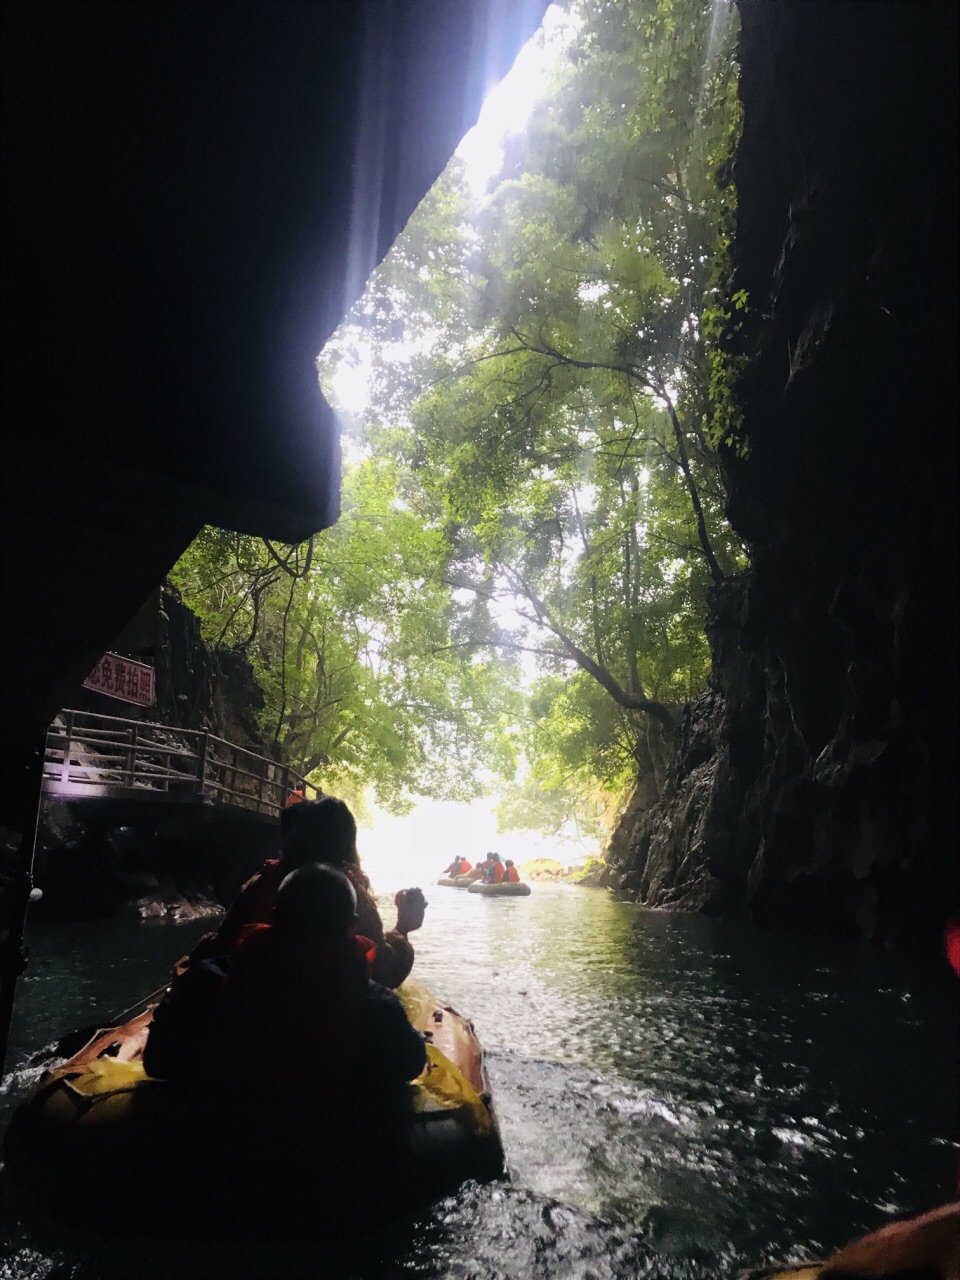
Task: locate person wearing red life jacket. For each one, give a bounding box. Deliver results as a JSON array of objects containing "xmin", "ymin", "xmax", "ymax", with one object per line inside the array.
[
  {"xmin": 484, "ymin": 854, "xmax": 505, "ymax": 885},
  {"xmin": 145, "ymin": 864, "xmax": 426, "ymax": 1093},
  {"xmin": 150, "ymin": 799, "xmax": 425, "ymax": 1065},
  {"xmin": 945, "ymin": 910, "xmax": 960, "ymax": 1197},
  {"xmin": 945, "ymin": 912, "xmax": 960, "ymax": 980},
  {"xmin": 199, "ymin": 797, "xmax": 425, "ymax": 990},
  {"xmin": 442, "ymin": 856, "xmax": 473, "ymax": 877},
  {"xmin": 207, "ymin": 864, "xmax": 426, "ymax": 1097},
  {"xmin": 502, "ymin": 861, "xmax": 520, "ymax": 884}
]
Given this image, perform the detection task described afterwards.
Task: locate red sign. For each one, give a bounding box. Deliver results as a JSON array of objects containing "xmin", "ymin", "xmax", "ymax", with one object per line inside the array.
[{"xmin": 83, "ymin": 652, "xmax": 156, "ymax": 707}]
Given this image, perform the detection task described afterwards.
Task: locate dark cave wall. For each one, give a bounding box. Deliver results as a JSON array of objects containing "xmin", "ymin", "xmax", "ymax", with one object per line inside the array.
[{"xmin": 607, "ymin": 0, "xmax": 959, "ymax": 946}]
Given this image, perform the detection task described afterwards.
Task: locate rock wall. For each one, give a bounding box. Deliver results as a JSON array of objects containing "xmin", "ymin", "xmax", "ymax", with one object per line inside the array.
[
  {"xmin": 607, "ymin": 0, "xmax": 959, "ymax": 947},
  {"xmin": 73, "ymin": 582, "xmax": 267, "ymax": 751}
]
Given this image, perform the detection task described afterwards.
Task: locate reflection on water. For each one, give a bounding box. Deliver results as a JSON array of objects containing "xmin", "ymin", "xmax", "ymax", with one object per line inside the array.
[{"xmin": 2, "ymin": 884, "xmax": 956, "ymax": 1278}]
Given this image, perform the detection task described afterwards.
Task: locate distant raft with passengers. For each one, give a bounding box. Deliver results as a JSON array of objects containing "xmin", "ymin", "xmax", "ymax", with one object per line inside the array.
[
  {"xmin": 436, "ymin": 855, "xmax": 478, "ymax": 887},
  {"xmin": 2, "ymin": 977, "xmax": 503, "ymax": 1237},
  {"xmin": 438, "ymin": 855, "xmax": 531, "ymax": 896},
  {"xmin": 467, "ymin": 879, "xmax": 531, "ymax": 897}
]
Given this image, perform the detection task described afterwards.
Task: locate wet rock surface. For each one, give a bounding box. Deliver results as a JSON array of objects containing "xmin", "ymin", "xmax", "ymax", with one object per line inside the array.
[
  {"xmin": 72, "ymin": 582, "xmax": 268, "ymax": 751},
  {"xmin": 608, "ymin": 0, "xmax": 959, "ymax": 946}
]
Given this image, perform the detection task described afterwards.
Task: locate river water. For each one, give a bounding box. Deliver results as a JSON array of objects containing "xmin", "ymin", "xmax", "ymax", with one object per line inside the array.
[{"xmin": 1, "ymin": 882, "xmax": 956, "ymax": 1279}]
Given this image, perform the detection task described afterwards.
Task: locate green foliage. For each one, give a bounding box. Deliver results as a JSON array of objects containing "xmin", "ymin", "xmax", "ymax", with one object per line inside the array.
[
  {"xmin": 171, "ymin": 458, "xmax": 522, "ymax": 810},
  {"xmin": 177, "ymin": 0, "xmax": 745, "ymax": 829},
  {"xmin": 399, "ymin": 0, "xmax": 742, "ymax": 807},
  {"xmin": 698, "ymin": 68, "xmax": 750, "ymax": 457}
]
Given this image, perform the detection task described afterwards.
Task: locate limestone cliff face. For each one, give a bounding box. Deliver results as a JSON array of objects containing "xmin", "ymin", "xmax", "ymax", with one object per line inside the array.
[
  {"xmin": 73, "ymin": 582, "xmax": 268, "ymax": 753},
  {"xmin": 153, "ymin": 583, "xmax": 268, "ymax": 752},
  {"xmin": 607, "ymin": 0, "xmax": 958, "ymax": 947}
]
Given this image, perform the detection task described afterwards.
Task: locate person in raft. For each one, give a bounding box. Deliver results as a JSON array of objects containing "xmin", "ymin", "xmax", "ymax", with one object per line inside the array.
[
  {"xmin": 484, "ymin": 854, "xmax": 505, "ymax": 885},
  {"xmin": 145, "ymin": 865, "xmax": 426, "ymax": 1097},
  {"xmin": 210, "ymin": 864, "xmax": 426, "ymax": 1092},
  {"xmin": 442, "ymin": 855, "xmax": 472, "ymax": 878},
  {"xmin": 472, "ymin": 854, "xmax": 493, "ymax": 881},
  {"xmin": 502, "ymin": 860, "xmax": 520, "ymax": 883},
  {"xmin": 212, "ymin": 796, "xmax": 426, "ymax": 989},
  {"xmin": 151, "ymin": 797, "xmax": 424, "ymax": 1052}
]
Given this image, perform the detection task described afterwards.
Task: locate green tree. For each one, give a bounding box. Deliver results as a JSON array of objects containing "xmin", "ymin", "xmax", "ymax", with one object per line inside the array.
[
  {"xmin": 176, "ymin": 0, "xmax": 744, "ymax": 829},
  {"xmin": 171, "ymin": 457, "xmax": 522, "ymax": 811},
  {"xmin": 427, "ymin": 0, "xmax": 739, "ymax": 773},
  {"xmin": 318, "ymin": 0, "xmax": 744, "ymax": 827}
]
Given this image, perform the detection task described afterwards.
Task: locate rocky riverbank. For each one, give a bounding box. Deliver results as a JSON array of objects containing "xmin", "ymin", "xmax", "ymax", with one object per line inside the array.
[{"xmin": 519, "ymin": 857, "xmax": 608, "ymax": 889}]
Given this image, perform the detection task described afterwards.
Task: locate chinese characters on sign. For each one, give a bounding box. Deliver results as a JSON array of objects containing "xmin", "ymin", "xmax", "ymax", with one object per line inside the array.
[{"xmin": 83, "ymin": 653, "xmax": 156, "ymax": 707}]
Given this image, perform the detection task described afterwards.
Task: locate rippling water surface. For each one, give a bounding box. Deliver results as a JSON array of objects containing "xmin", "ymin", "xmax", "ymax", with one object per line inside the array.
[{"xmin": 2, "ymin": 882, "xmax": 956, "ymax": 1278}]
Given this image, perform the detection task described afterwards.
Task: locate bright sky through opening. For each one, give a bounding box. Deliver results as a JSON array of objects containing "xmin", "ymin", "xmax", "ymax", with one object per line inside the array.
[
  {"xmin": 457, "ymin": 5, "xmax": 576, "ymax": 199},
  {"xmin": 329, "ymin": 5, "xmax": 574, "ymax": 416}
]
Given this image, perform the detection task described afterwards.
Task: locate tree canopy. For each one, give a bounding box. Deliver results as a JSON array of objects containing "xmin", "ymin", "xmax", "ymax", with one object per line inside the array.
[{"xmin": 173, "ymin": 0, "xmax": 743, "ymax": 833}]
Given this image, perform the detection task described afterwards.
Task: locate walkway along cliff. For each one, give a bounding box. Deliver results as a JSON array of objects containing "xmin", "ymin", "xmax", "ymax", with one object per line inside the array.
[
  {"xmin": 605, "ymin": 0, "xmax": 958, "ymax": 948},
  {"xmin": 13, "ymin": 586, "xmax": 301, "ymax": 922}
]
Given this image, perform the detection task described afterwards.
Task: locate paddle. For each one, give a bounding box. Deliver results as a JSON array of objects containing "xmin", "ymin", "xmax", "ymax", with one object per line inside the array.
[{"xmin": 50, "ymin": 981, "xmax": 170, "ymax": 1061}]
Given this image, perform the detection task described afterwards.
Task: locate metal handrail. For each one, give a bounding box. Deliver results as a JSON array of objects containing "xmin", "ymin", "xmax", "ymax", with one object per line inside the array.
[{"xmin": 43, "ymin": 709, "xmax": 319, "ymax": 815}]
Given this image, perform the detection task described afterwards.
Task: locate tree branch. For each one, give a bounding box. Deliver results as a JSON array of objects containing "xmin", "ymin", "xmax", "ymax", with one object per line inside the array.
[
  {"xmin": 655, "ymin": 384, "xmax": 725, "ymax": 582},
  {"xmin": 498, "ymin": 565, "xmax": 676, "ymax": 726}
]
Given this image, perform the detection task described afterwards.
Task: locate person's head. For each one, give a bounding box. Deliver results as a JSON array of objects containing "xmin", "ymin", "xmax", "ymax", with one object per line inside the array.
[
  {"xmin": 505, "ymin": 860, "xmax": 514, "ymax": 868},
  {"xmin": 491, "ymin": 853, "xmax": 501, "ymax": 863},
  {"xmin": 280, "ymin": 798, "xmax": 303, "ymax": 842},
  {"xmin": 281, "ymin": 796, "xmax": 358, "ymax": 873},
  {"xmin": 274, "ymin": 863, "xmax": 357, "ymax": 941}
]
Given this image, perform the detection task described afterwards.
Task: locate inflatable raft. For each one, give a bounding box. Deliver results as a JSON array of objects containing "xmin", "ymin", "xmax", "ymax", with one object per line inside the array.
[
  {"xmin": 466, "ymin": 881, "xmax": 531, "ymax": 897},
  {"xmin": 741, "ymin": 1202, "xmax": 960, "ymax": 1280},
  {"xmin": 3, "ymin": 978, "xmax": 502, "ymax": 1237},
  {"xmin": 437, "ymin": 874, "xmax": 475, "ymax": 887}
]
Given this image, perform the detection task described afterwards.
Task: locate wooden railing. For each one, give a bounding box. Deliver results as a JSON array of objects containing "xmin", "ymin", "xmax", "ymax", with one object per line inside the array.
[{"xmin": 43, "ymin": 709, "xmax": 319, "ymax": 817}]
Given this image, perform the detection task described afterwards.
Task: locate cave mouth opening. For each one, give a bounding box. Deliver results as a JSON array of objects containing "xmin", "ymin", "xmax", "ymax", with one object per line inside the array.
[
  {"xmin": 278, "ymin": 0, "xmax": 743, "ymax": 845},
  {"xmin": 165, "ymin": 0, "xmax": 746, "ymax": 852}
]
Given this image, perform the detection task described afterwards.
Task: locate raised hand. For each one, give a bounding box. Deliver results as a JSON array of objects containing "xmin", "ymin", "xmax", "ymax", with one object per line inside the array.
[{"xmin": 394, "ymin": 887, "xmax": 427, "ymax": 935}]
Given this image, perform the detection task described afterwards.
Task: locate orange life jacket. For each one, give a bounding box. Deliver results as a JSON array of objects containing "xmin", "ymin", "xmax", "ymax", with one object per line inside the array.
[
  {"xmin": 488, "ymin": 862, "xmax": 504, "ymax": 884},
  {"xmin": 503, "ymin": 866, "xmax": 519, "ymax": 883},
  {"xmin": 458, "ymin": 860, "xmax": 472, "ymax": 875},
  {"xmin": 285, "ymin": 788, "xmax": 305, "ymax": 806}
]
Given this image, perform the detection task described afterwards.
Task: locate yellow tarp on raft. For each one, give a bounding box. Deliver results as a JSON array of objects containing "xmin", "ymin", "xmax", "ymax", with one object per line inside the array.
[
  {"xmin": 396, "ymin": 977, "xmax": 492, "ymax": 1137},
  {"xmin": 38, "ymin": 1024, "xmax": 492, "ymax": 1140},
  {"xmin": 412, "ymin": 1044, "xmax": 492, "ymax": 1136}
]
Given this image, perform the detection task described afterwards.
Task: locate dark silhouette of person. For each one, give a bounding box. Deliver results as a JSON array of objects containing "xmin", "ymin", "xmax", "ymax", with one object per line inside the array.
[{"xmin": 208, "ymin": 797, "xmax": 425, "ymax": 988}]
